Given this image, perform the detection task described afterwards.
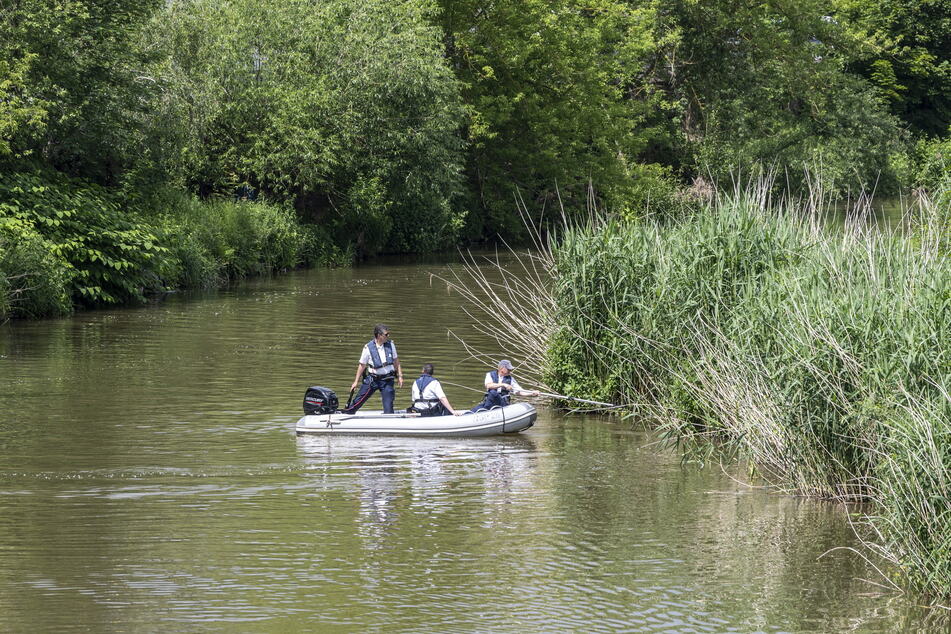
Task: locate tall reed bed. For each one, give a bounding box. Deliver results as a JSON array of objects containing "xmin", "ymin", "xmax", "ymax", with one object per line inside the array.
[{"xmin": 448, "ymin": 180, "xmax": 951, "ymax": 599}]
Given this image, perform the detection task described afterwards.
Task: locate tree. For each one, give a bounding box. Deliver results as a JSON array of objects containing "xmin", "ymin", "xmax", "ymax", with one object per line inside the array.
[
  {"xmin": 437, "ymin": 0, "xmax": 675, "ymax": 238},
  {"xmin": 145, "ymin": 0, "xmax": 465, "ymax": 255},
  {"xmin": 656, "ymin": 0, "xmax": 903, "ymax": 189},
  {"xmin": 0, "ymin": 0, "xmax": 162, "ymax": 182},
  {"xmin": 832, "ymin": 0, "xmax": 950, "ymax": 136},
  {"xmin": 0, "ymin": 54, "xmax": 47, "ymax": 158}
]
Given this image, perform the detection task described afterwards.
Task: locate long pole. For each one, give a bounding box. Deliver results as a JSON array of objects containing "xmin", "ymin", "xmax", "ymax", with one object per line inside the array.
[
  {"xmin": 437, "ymin": 380, "xmax": 622, "ymax": 409},
  {"xmin": 530, "ymin": 391, "xmax": 620, "ymax": 408}
]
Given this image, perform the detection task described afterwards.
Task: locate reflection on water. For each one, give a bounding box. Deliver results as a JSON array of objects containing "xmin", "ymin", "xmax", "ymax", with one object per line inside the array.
[
  {"xmin": 0, "ymin": 260, "xmax": 945, "ymax": 631},
  {"xmin": 297, "ymin": 435, "xmax": 539, "ymax": 554},
  {"xmin": 290, "ymin": 432, "xmax": 551, "ymax": 629}
]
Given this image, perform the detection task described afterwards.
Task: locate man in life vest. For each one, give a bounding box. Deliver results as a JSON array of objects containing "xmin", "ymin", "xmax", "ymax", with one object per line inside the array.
[
  {"xmin": 344, "ymin": 324, "xmax": 404, "ymax": 414},
  {"xmin": 409, "ymin": 363, "xmax": 462, "ymax": 416},
  {"xmin": 469, "ymin": 359, "xmax": 538, "ymax": 412}
]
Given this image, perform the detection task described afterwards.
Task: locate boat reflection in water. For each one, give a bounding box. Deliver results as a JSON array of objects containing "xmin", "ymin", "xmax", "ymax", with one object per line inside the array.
[{"xmin": 295, "ymin": 434, "xmax": 539, "ymax": 552}]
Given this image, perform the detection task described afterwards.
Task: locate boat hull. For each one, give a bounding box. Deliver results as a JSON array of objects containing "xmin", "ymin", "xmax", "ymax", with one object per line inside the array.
[{"xmin": 295, "ymin": 402, "xmax": 537, "ymax": 437}]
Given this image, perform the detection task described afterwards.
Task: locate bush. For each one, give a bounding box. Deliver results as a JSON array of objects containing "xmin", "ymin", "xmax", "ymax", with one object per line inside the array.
[
  {"xmin": 615, "ymin": 163, "xmax": 691, "ymax": 222},
  {"xmin": 0, "ymin": 218, "xmax": 72, "ymax": 319},
  {"xmin": 298, "ymin": 223, "xmax": 351, "ymax": 268},
  {"xmin": 0, "ymin": 170, "xmax": 348, "ymax": 317},
  {"xmin": 151, "ymin": 192, "xmax": 349, "ymax": 288},
  {"xmin": 911, "ymin": 134, "xmax": 951, "ymax": 192},
  {"xmin": 0, "ymin": 168, "xmax": 166, "ymax": 306}
]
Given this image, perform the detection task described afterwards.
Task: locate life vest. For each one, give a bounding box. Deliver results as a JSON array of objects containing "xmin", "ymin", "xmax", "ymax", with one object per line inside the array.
[
  {"xmin": 414, "ymin": 374, "xmax": 442, "ymax": 408},
  {"xmin": 486, "ymin": 370, "xmax": 513, "ymax": 405},
  {"xmin": 366, "ymin": 339, "xmax": 395, "ymax": 372}
]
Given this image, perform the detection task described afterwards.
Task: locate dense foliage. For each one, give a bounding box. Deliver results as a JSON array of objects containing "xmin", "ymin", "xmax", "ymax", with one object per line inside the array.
[
  {"xmin": 154, "ymin": 193, "xmax": 346, "ymax": 289},
  {"xmin": 141, "ymin": 0, "xmax": 465, "ymax": 256},
  {"xmin": 661, "ymin": 0, "xmax": 904, "ymax": 189},
  {"xmin": 0, "ymin": 0, "xmax": 162, "ymax": 179},
  {"xmin": 0, "ymin": 167, "xmax": 341, "ymax": 320},
  {"xmin": 538, "ymin": 186, "xmax": 951, "ymax": 596},
  {"xmin": 0, "ymin": 0, "xmax": 947, "ymax": 305},
  {"xmin": 0, "ymin": 169, "xmax": 166, "ymax": 308},
  {"xmin": 437, "ymin": 0, "xmax": 676, "ymax": 236},
  {"xmin": 0, "ymin": 216, "xmax": 72, "ymax": 319},
  {"xmin": 833, "ymin": 0, "xmax": 951, "ymax": 136}
]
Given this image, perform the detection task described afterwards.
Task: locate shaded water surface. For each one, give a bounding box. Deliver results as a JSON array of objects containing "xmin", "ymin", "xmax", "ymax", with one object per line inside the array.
[{"xmin": 0, "ymin": 259, "xmax": 940, "ymax": 631}]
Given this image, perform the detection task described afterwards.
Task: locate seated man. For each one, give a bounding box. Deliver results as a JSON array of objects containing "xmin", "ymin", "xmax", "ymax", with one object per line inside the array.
[
  {"xmin": 469, "ymin": 359, "xmax": 538, "ymax": 412},
  {"xmin": 410, "ymin": 363, "xmax": 461, "ymax": 417}
]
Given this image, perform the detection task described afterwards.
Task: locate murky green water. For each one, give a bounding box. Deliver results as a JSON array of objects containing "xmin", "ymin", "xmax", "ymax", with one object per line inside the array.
[{"xmin": 0, "ymin": 258, "xmax": 941, "ymax": 631}]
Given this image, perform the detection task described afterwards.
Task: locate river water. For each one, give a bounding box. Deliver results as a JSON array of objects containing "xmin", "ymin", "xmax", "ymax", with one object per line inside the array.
[{"xmin": 0, "ymin": 257, "xmax": 940, "ymax": 631}]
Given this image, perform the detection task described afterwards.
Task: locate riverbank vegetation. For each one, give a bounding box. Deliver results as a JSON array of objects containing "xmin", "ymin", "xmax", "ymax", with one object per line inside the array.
[
  {"xmin": 0, "ymin": 167, "xmax": 342, "ymax": 318},
  {"xmin": 2, "ymin": 0, "xmax": 947, "ymax": 318},
  {"xmin": 451, "ymin": 177, "xmax": 949, "ymax": 599}
]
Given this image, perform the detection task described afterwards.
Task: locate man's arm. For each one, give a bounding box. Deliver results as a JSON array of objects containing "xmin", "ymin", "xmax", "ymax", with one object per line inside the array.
[
  {"xmin": 394, "ymin": 358, "xmax": 403, "ymax": 388},
  {"xmin": 351, "ymin": 363, "xmax": 367, "ymax": 390},
  {"xmin": 439, "ymin": 396, "xmax": 460, "ymax": 416},
  {"xmin": 512, "ymin": 388, "xmax": 540, "ymax": 396},
  {"xmin": 510, "ymin": 378, "xmax": 539, "ymax": 397}
]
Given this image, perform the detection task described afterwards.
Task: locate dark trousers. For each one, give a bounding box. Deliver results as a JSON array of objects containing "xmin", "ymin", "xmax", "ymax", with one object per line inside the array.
[
  {"xmin": 469, "ymin": 389, "xmax": 509, "ymax": 413},
  {"xmin": 417, "ymin": 403, "xmax": 448, "ymax": 417},
  {"xmin": 345, "ymin": 375, "xmax": 395, "ymax": 414}
]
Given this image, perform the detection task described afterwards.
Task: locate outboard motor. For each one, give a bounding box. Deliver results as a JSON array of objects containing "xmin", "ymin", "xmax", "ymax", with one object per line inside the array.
[{"xmin": 303, "ymin": 386, "xmax": 338, "ymax": 415}]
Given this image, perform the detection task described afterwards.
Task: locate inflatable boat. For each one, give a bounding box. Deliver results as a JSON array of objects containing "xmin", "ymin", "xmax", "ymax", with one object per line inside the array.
[{"xmin": 295, "ymin": 402, "xmax": 537, "ymax": 437}]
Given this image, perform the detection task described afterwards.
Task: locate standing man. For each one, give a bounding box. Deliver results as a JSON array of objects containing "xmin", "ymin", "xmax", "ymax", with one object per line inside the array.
[
  {"xmin": 344, "ymin": 324, "xmax": 403, "ymax": 414},
  {"xmin": 469, "ymin": 359, "xmax": 538, "ymax": 412},
  {"xmin": 410, "ymin": 363, "xmax": 461, "ymax": 416}
]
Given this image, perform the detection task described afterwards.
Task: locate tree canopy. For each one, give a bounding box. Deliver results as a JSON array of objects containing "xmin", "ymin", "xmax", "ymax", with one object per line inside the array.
[
  {"xmin": 2, "ymin": 0, "xmax": 947, "ymax": 258},
  {"xmin": 438, "ymin": 0, "xmax": 677, "ymax": 235},
  {"xmin": 833, "ymin": 0, "xmax": 950, "ymax": 136},
  {"xmin": 142, "ymin": 0, "xmax": 466, "ymax": 255},
  {"xmin": 659, "ymin": 0, "xmax": 904, "ymax": 188},
  {"xmin": 0, "ymin": 0, "xmax": 162, "ymax": 180}
]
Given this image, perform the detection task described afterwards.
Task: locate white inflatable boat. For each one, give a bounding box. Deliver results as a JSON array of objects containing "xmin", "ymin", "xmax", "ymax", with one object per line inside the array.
[{"xmin": 295, "ymin": 402, "xmax": 537, "ymax": 437}]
